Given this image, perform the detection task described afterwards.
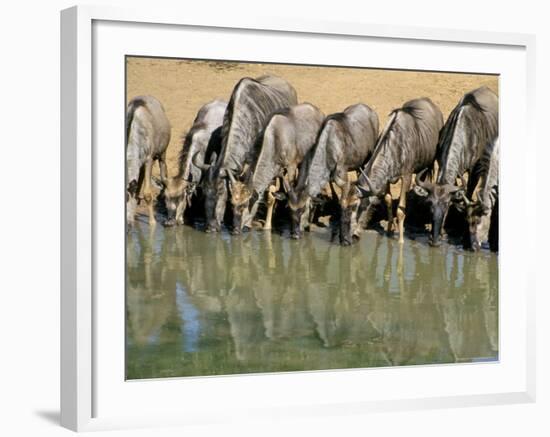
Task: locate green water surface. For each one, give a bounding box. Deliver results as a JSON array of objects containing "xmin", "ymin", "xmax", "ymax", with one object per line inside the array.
[{"xmin": 126, "ymin": 223, "xmax": 498, "ymax": 379}]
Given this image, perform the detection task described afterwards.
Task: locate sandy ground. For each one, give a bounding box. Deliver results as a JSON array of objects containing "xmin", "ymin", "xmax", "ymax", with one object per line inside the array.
[{"xmin": 126, "ymin": 57, "xmax": 498, "ymax": 194}]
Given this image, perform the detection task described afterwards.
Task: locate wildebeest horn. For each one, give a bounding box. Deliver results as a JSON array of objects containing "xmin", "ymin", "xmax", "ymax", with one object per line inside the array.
[
  {"xmin": 282, "ymin": 176, "xmax": 295, "ymax": 198},
  {"xmin": 460, "ymin": 191, "xmax": 472, "ymax": 205},
  {"xmin": 282, "ymin": 177, "xmax": 298, "ymax": 204},
  {"xmin": 151, "ymin": 176, "xmax": 165, "ymax": 190},
  {"xmin": 358, "ymin": 167, "xmax": 375, "ymax": 193},
  {"xmin": 192, "ymin": 152, "xmax": 211, "ymax": 171},
  {"xmin": 227, "ymin": 169, "xmax": 237, "ymax": 185},
  {"xmin": 415, "ymin": 168, "xmax": 431, "ymax": 189},
  {"xmin": 240, "ymin": 163, "xmax": 250, "ymax": 178}
]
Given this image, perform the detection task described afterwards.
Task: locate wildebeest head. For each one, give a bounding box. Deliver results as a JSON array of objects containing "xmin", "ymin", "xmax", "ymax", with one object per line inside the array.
[
  {"xmin": 276, "ymin": 177, "xmax": 310, "ymax": 239},
  {"xmin": 227, "ymin": 167, "xmax": 253, "ymax": 235},
  {"xmin": 158, "ymin": 176, "xmax": 197, "ymax": 227},
  {"xmin": 413, "ymin": 169, "xmax": 465, "ymax": 246},
  {"xmin": 341, "ymin": 169, "xmax": 384, "ymax": 244},
  {"xmin": 194, "ymin": 152, "xmax": 225, "ymax": 232},
  {"xmin": 453, "ymin": 191, "xmax": 492, "ymax": 251}
]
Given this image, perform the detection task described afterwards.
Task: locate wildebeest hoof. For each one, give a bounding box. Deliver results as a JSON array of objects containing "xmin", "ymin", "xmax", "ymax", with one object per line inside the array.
[
  {"xmin": 290, "ymin": 233, "xmax": 302, "ymax": 240},
  {"xmin": 231, "ymin": 229, "xmax": 241, "ymax": 236},
  {"xmin": 469, "ymin": 242, "xmax": 481, "ymax": 252},
  {"xmin": 429, "ymin": 240, "xmax": 442, "ymax": 247},
  {"xmin": 164, "ymin": 219, "xmax": 176, "ymax": 227},
  {"xmin": 341, "ymin": 239, "xmax": 352, "ymax": 246}
]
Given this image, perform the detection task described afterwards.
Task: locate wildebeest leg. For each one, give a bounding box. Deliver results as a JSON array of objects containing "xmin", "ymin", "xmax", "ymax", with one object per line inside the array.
[
  {"xmin": 397, "ymin": 174, "xmax": 412, "ymax": 244},
  {"xmin": 175, "ymin": 197, "xmax": 186, "ymax": 226},
  {"xmin": 384, "ymin": 183, "xmax": 394, "ymax": 235},
  {"xmin": 135, "ymin": 166, "xmax": 145, "ymax": 205},
  {"xmin": 462, "ymin": 170, "xmax": 480, "ymax": 249},
  {"xmin": 143, "ymin": 158, "xmax": 156, "ymax": 225},
  {"xmin": 158, "ymin": 152, "xmax": 168, "ymax": 184},
  {"xmin": 357, "ymin": 199, "xmax": 375, "ymax": 231},
  {"xmin": 264, "ymin": 191, "xmax": 276, "ymax": 231},
  {"xmin": 264, "ymin": 178, "xmax": 280, "ymax": 231}
]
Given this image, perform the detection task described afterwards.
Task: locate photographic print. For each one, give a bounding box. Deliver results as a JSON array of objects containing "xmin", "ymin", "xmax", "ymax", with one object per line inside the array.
[{"xmin": 125, "ymin": 57, "xmax": 498, "ymax": 380}]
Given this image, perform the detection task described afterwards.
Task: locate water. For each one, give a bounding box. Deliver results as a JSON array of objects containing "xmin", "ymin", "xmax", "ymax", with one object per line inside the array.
[{"xmin": 126, "ymin": 223, "xmax": 498, "ymax": 380}]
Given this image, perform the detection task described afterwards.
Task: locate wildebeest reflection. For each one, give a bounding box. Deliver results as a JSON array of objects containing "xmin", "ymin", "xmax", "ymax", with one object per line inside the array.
[{"xmin": 126, "ymin": 225, "xmax": 498, "ymax": 378}]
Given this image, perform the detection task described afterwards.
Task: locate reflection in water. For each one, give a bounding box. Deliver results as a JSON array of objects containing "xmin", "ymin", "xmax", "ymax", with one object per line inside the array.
[{"xmin": 126, "ymin": 225, "xmax": 498, "ymax": 379}]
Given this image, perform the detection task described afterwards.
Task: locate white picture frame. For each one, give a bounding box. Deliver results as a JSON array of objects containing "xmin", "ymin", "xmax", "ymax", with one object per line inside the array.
[{"xmin": 60, "ymin": 5, "xmax": 536, "ymax": 432}]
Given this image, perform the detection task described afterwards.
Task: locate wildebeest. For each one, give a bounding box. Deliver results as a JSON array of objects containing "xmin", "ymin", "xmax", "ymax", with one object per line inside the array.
[
  {"xmin": 455, "ymin": 136, "xmax": 499, "ymax": 251},
  {"xmin": 227, "ymin": 103, "xmax": 325, "ymax": 234},
  {"xmin": 413, "ymin": 86, "xmax": 498, "ymax": 246},
  {"xmin": 350, "ymin": 97, "xmax": 444, "ymax": 244},
  {"xmin": 202, "ymin": 75, "xmax": 298, "ymax": 232},
  {"xmin": 159, "ymin": 99, "xmax": 227, "ymax": 226},
  {"xmin": 126, "ymin": 95, "xmax": 171, "ymax": 225},
  {"xmin": 283, "ymin": 104, "xmax": 379, "ymax": 241}
]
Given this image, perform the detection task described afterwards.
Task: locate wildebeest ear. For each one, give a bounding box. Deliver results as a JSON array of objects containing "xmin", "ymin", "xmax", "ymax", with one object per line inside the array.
[
  {"xmin": 451, "ymin": 189, "xmax": 468, "ymax": 211},
  {"xmin": 450, "ymin": 188, "xmax": 466, "ymax": 202},
  {"xmin": 355, "ymin": 185, "xmax": 371, "ymax": 198},
  {"xmin": 272, "ymin": 192, "xmax": 287, "ymax": 201},
  {"xmin": 152, "ymin": 176, "xmax": 165, "ymax": 190},
  {"xmin": 185, "ymin": 181, "xmax": 197, "ymax": 193},
  {"xmin": 413, "ymin": 185, "xmax": 429, "ymax": 197},
  {"xmin": 454, "ymin": 201, "xmax": 465, "ymax": 212},
  {"xmin": 473, "ymin": 202, "xmax": 489, "ymax": 216},
  {"xmin": 127, "ymin": 179, "xmax": 138, "ymax": 196}
]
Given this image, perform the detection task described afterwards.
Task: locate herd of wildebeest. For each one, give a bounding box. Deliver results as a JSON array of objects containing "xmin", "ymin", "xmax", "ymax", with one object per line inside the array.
[{"xmin": 126, "ymin": 74, "xmax": 499, "ymax": 251}]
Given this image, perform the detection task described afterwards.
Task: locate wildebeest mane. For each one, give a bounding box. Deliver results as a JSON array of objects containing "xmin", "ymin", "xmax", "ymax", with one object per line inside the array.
[
  {"xmin": 323, "ymin": 112, "xmax": 347, "ymax": 124},
  {"xmin": 295, "ymin": 142, "xmax": 317, "ymax": 190},
  {"xmin": 365, "ymin": 110, "xmax": 399, "ymax": 173},
  {"xmin": 177, "ymin": 122, "xmax": 207, "ymax": 178},
  {"xmin": 303, "ymin": 117, "xmax": 340, "ymax": 194}
]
